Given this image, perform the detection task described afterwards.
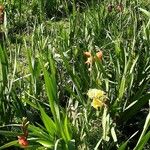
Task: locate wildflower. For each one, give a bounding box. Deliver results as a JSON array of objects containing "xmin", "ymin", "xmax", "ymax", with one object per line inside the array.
[
  {"xmin": 87, "ymin": 89, "xmax": 107, "ymax": 109},
  {"xmin": 84, "ymin": 51, "xmax": 91, "ymax": 57},
  {"xmin": 18, "ymin": 136, "xmax": 29, "ymax": 147},
  {"xmin": 87, "ymin": 89, "xmax": 105, "ymax": 99},
  {"xmin": 18, "ymin": 117, "xmax": 29, "ymax": 147},
  {"xmin": 84, "ymin": 50, "xmax": 103, "ymax": 65},
  {"xmin": 91, "ymin": 98, "xmax": 104, "ymax": 109},
  {"xmin": 84, "ymin": 51, "xmax": 92, "ymax": 65},
  {"xmin": 96, "ymin": 51, "xmax": 103, "ymax": 60}
]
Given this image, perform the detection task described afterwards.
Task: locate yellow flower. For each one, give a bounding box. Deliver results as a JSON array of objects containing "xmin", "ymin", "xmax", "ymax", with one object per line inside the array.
[
  {"xmin": 91, "ymin": 98, "xmax": 104, "ymax": 109},
  {"xmin": 87, "ymin": 89, "xmax": 105, "ymax": 99},
  {"xmin": 87, "ymin": 89, "xmax": 107, "ymax": 109}
]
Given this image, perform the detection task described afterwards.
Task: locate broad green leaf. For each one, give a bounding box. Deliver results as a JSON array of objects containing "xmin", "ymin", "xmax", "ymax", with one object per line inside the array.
[
  {"xmin": 38, "ymin": 104, "xmax": 57, "ymax": 137},
  {"xmin": 63, "ymin": 115, "xmax": 71, "ymax": 141},
  {"xmin": 39, "ymin": 56, "xmax": 60, "ymax": 123},
  {"xmin": 29, "ymin": 125, "xmax": 51, "ymax": 140},
  {"xmin": 37, "ymin": 139, "xmax": 53, "ymax": 148},
  {"xmin": 0, "ymin": 140, "xmax": 18, "ymax": 150}
]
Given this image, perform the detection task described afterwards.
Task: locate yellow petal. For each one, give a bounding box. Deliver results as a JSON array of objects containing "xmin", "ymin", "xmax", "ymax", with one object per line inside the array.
[
  {"xmin": 87, "ymin": 89, "xmax": 105, "ymax": 99},
  {"xmin": 91, "ymin": 98, "xmax": 104, "ymax": 109}
]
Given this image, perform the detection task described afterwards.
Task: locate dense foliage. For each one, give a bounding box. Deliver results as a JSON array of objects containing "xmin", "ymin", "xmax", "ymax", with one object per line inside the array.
[{"xmin": 0, "ymin": 0, "xmax": 150, "ymax": 149}]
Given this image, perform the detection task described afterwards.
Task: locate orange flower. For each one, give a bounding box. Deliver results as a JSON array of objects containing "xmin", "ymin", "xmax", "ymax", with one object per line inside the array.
[
  {"xmin": 18, "ymin": 117, "xmax": 29, "ymax": 147},
  {"xmin": 84, "ymin": 51, "xmax": 103, "ymax": 65},
  {"xmin": 84, "ymin": 51, "xmax": 91, "ymax": 57},
  {"xmin": 96, "ymin": 51, "xmax": 103, "ymax": 60},
  {"xmin": 18, "ymin": 136, "xmax": 29, "ymax": 147}
]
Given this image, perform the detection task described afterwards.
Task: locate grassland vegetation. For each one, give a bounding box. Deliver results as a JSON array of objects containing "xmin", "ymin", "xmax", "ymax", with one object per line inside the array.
[{"xmin": 0, "ymin": 0, "xmax": 150, "ymax": 149}]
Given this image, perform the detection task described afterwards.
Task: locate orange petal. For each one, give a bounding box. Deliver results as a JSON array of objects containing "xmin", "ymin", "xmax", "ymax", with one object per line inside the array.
[
  {"xmin": 0, "ymin": 5, "xmax": 4, "ymax": 10},
  {"xmin": 96, "ymin": 51, "xmax": 103, "ymax": 60},
  {"xmin": 18, "ymin": 136, "xmax": 29, "ymax": 146},
  {"xmin": 84, "ymin": 51, "xmax": 91, "ymax": 57}
]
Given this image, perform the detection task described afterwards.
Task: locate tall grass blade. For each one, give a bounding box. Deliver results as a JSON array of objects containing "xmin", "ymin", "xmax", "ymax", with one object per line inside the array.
[{"xmin": 134, "ymin": 111, "xmax": 150, "ymax": 150}]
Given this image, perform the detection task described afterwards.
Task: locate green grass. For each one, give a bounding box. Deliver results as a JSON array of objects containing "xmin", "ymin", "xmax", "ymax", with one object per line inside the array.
[{"xmin": 0, "ymin": 0, "xmax": 150, "ymax": 149}]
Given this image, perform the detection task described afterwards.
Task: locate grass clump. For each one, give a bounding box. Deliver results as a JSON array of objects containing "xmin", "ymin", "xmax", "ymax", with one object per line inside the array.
[{"xmin": 0, "ymin": 0, "xmax": 150, "ymax": 149}]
